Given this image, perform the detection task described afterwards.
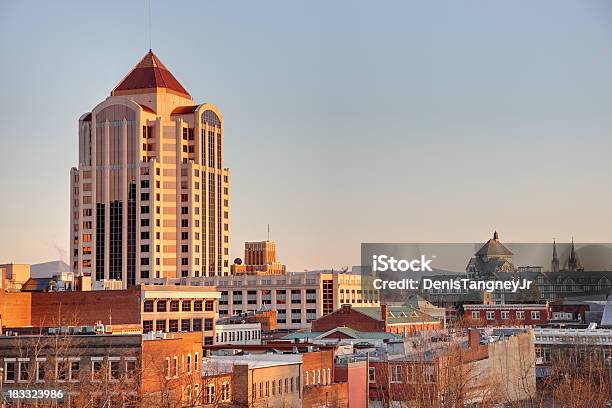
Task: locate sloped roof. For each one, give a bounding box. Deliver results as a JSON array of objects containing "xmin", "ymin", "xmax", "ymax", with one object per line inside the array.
[
  {"xmin": 21, "ymin": 277, "xmax": 52, "ymax": 292},
  {"xmin": 354, "ymin": 306, "xmax": 438, "ymax": 324},
  {"xmin": 475, "ymin": 231, "xmax": 513, "ymax": 257},
  {"xmin": 280, "ymin": 328, "xmax": 401, "ymax": 341},
  {"xmin": 111, "ymin": 50, "xmax": 191, "ymax": 99},
  {"xmin": 171, "ymin": 105, "xmax": 200, "ymax": 115}
]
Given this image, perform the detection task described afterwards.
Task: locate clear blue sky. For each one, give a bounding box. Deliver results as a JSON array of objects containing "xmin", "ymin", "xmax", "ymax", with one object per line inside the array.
[{"xmin": 1, "ymin": 1, "xmax": 612, "ymax": 271}]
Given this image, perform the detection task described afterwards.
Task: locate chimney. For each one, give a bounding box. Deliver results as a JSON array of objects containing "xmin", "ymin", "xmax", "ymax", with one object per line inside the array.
[
  {"xmin": 468, "ymin": 329, "xmax": 480, "ymax": 350},
  {"xmin": 381, "ymin": 304, "xmax": 388, "ymax": 328}
]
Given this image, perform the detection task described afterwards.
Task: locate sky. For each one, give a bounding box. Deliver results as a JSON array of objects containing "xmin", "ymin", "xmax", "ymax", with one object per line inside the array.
[{"xmin": 1, "ymin": 1, "xmax": 612, "ymax": 271}]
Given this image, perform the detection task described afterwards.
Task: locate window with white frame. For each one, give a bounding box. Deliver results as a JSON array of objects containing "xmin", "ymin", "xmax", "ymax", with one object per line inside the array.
[
  {"xmin": 125, "ymin": 358, "xmax": 137, "ymax": 379},
  {"xmin": 69, "ymin": 359, "xmax": 80, "ymax": 382},
  {"xmin": 36, "ymin": 358, "xmax": 46, "ymax": 383},
  {"xmin": 501, "ymin": 311, "xmax": 509, "ymax": 320},
  {"xmin": 471, "ymin": 311, "xmax": 480, "ymax": 319},
  {"xmin": 486, "ymin": 311, "xmax": 495, "ymax": 320},
  {"xmin": 531, "ymin": 311, "xmax": 541, "ymax": 320},
  {"xmin": 92, "ymin": 358, "xmax": 104, "ymax": 382},
  {"xmin": 206, "ymin": 384, "xmax": 215, "ymax": 404},
  {"xmin": 164, "ymin": 357, "xmax": 170, "ymax": 379},
  {"xmin": 109, "ymin": 358, "xmax": 120, "ymax": 381},
  {"xmin": 221, "ymin": 382, "xmax": 230, "ymax": 401},
  {"xmin": 516, "ymin": 311, "xmax": 525, "ymax": 320},
  {"xmin": 18, "ymin": 358, "xmax": 30, "ymax": 383},
  {"xmin": 4, "ymin": 359, "xmax": 16, "ymax": 383},
  {"xmin": 390, "ymin": 365, "xmax": 403, "ymax": 383},
  {"xmin": 56, "ymin": 360, "xmax": 68, "ymax": 382}
]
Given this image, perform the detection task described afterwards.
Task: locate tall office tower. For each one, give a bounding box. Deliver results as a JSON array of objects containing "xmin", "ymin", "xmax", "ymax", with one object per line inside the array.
[{"xmin": 70, "ymin": 50, "xmax": 231, "ymax": 288}]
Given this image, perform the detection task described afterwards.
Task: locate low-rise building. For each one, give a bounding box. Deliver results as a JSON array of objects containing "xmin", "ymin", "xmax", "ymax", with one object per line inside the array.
[
  {"xmin": 368, "ymin": 329, "xmax": 536, "ymax": 406},
  {"xmin": 0, "ymin": 285, "xmax": 220, "ymax": 341},
  {"xmin": 534, "ymin": 326, "xmax": 612, "ymax": 367},
  {"xmin": 202, "ymin": 354, "xmax": 303, "ymax": 408},
  {"xmin": 215, "ymin": 322, "xmax": 262, "ymax": 345},
  {"xmin": 463, "ymin": 303, "xmax": 550, "ymax": 327},
  {"xmin": 311, "ymin": 304, "xmax": 441, "ymax": 337},
  {"xmin": 0, "ymin": 329, "xmax": 203, "ymax": 407}
]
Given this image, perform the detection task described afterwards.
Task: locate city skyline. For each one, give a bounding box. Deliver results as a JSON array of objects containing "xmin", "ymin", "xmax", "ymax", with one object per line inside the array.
[{"xmin": 2, "ymin": 1, "xmax": 612, "ymax": 271}]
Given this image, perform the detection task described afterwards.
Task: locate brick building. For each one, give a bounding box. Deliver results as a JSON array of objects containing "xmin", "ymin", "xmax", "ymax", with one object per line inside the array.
[
  {"xmin": 202, "ymin": 354, "xmax": 303, "ymax": 408},
  {"xmin": 0, "ymin": 285, "xmax": 220, "ymax": 341},
  {"xmin": 302, "ymin": 382, "xmax": 349, "ymax": 408},
  {"xmin": 311, "ymin": 304, "xmax": 441, "ymax": 337},
  {"xmin": 0, "ymin": 329, "xmax": 203, "ymax": 406},
  {"xmin": 334, "ymin": 358, "xmax": 368, "ymax": 408},
  {"xmin": 368, "ymin": 330, "xmax": 536, "ymax": 406},
  {"xmin": 141, "ymin": 331, "xmax": 206, "ymax": 406},
  {"xmin": 463, "ymin": 303, "xmax": 550, "ymax": 327},
  {"xmin": 231, "ymin": 240, "xmax": 287, "ymax": 275}
]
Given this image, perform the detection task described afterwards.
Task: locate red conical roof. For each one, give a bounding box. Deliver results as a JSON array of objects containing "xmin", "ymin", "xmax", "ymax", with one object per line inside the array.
[{"xmin": 111, "ymin": 50, "xmax": 191, "ymax": 98}]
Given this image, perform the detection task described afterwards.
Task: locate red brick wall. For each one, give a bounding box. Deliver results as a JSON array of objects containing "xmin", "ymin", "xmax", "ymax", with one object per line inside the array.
[
  {"xmin": 303, "ymin": 350, "xmax": 335, "ymax": 386},
  {"xmin": 141, "ymin": 332, "xmax": 203, "ymax": 396},
  {"xmin": 0, "ymin": 292, "xmax": 32, "ymax": 328},
  {"xmin": 311, "ymin": 305, "xmax": 385, "ymax": 333},
  {"xmin": 30, "ymin": 289, "xmax": 141, "ymax": 327},
  {"xmin": 303, "ymin": 382, "xmax": 349, "ymax": 408},
  {"xmin": 334, "ymin": 361, "xmax": 367, "ymax": 408},
  {"xmin": 464, "ymin": 306, "xmax": 549, "ymax": 327}
]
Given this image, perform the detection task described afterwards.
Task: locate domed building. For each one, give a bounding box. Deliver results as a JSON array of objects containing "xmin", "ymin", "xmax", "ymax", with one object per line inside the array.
[{"xmin": 466, "ymin": 231, "xmax": 516, "ymax": 279}]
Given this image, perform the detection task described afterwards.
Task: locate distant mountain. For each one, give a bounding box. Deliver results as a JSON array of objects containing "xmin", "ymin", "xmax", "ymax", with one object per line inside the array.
[{"xmin": 30, "ymin": 260, "xmax": 72, "ymax": 278}]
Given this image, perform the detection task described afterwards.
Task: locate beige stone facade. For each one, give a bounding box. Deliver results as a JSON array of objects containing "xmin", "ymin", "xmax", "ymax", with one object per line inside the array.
[
  {"xmin": 70, "ymin": 51, "xmax": 230, "ymax": 288},
  {"xmin": 172, "ymin": 271, "xmax": 379, "ymax": 330}
]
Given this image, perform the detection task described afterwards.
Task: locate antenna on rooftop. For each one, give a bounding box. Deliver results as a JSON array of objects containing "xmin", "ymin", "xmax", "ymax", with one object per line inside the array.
[
  {"xmin": 148, "ymin": 0, "xmax": 152, "ymax": 50},
  {"xmin": 267, "ymin": 224, "xmax": 270, "ymax": 241}
]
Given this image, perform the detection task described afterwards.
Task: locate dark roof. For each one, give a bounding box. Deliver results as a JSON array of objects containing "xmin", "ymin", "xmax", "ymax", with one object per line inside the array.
[
  {"xmin": 137, "ymin": 103, "xmax": 156, "ymax": 114},
  {"xmin": 171, "ymin": 105, "xmax": 200, "ymax": 115},
  {"xmin": 21, "ymin": 278, "xmax": 52, "ymax": 292},
  {"xmin": 475, "ymin": 232, "xmax": 513, "ymax": 257},
  {"xmin": 111, "ymin": 50, "xmax": 191, "ymax": 98}
]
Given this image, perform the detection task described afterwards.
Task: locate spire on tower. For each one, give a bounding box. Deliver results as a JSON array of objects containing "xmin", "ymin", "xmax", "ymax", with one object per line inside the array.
[
  {"xmin": 565, "ymin": 237, "xmax": 583, "ymax": 272},
  {"xmin": 551, "ymin": 238, "xmax": 559, "ymax": 273}
]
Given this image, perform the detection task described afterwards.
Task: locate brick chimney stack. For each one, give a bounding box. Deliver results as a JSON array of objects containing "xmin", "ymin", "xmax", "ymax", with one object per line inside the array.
[
  {"xmin": 381, "ymin": 304, "xmax": 388, "ymax": 329},
  {"xmin": 468, "ymin": 328, "xmax": 480, "ymax": 350}
]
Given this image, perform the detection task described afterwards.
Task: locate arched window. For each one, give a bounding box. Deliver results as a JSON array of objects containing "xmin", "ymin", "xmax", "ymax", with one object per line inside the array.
[{"xmin": 201, "ymin": 110, "xmax": 221, "ymax": 127}]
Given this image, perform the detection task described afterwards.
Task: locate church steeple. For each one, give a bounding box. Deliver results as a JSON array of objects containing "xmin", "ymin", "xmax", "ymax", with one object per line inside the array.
[
  {"xmin": 551, "ymin": 239, "xmax": 559, "ymax": 273},
  {"xmin": 565, "ymin": 237, "xmax": 583, "ymax": 272}
]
